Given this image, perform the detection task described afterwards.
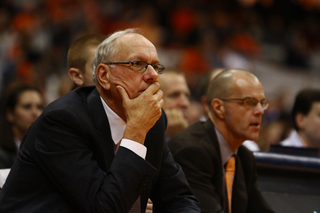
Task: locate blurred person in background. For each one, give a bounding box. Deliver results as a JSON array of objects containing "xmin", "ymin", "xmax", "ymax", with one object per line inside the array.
[
  {"xmin": 0, "ymin": 85, "xmax": 44, "ymax": 168},
  {"xmin": 280, "ymin": 88, "xmax": 320, "ymax": 150},
  {"xmin": 159, "ymin": 69, "xmax": 191, "ymax": 141},
  {"xmin": 49, "ymin": 34, "xmax": 107, "ymax": 101},
  {"xmin": 196, "ymin": 68, "xmax": 226, "ymax": 122},
  {"xmin": 67, "ymin": 33, "xmax": 107, "ymax": 89}
]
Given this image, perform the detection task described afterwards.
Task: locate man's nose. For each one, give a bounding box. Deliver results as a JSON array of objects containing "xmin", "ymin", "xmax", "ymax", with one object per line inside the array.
[
  {"xmin": 179, "ymin": 95, "xmax": 190, "ymax": 108},
  {"xmin": 253, "ymin": 102, "xmax": 264, "ymax": 115},
  {"xmin": 144, "ymin": 65, "xmax": 159, "ymax": 83}
]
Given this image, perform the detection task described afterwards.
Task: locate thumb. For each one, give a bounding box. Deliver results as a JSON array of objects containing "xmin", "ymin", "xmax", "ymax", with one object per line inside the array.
[{"xmin": 116, "ymin": 85, "xmax": 129, "ymax": 102}]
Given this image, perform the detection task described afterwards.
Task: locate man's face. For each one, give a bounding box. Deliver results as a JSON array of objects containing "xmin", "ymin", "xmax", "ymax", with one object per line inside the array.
[
  {"xmin": 301, "ymin": 102, "xmax": 320, "ymax": 142},
  {"xmin": 107, "ymin": 33, "xmax": 160, "ymax": 100},
  {"xmin": 222, "ymin": 74, "xmax": 265, "ymax": 143},
  {"xmin": 159, "ymin": 73, "xmax": 190, "ymax": 118},
  {"xmin": 82, "ymin": 46, "xmax": 97, "ymax": 86}
]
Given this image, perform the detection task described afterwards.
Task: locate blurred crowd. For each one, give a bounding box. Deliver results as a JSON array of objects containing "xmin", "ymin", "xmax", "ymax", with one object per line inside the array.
[{"xmin": 1, "ymin": 0, "xmax": 320, "ymax": 151}]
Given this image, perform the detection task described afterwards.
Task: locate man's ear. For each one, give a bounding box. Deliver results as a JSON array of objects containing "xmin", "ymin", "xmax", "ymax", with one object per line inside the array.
[
  {"xmin": 211, "ymin": 99, "xmax": 225, "ymax": 119},
  {"xmin": 68, "ymin": 68, "xmax": 84, "ymax": 87},
  {"xmin": 295, "ymin": 113, "xmax": 306, "ymax": 130},
  {"xmin": 96, "ymin": 64, "xmax": 110, "ymax": 90}
]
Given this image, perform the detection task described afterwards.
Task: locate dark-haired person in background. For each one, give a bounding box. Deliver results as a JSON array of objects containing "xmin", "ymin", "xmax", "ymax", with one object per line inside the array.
[
  {"xmin": 0, "ymin": 85, "xmax": 44, "ymax": 168},
  {"xmin": 280, "ymin": 88, "xmax": 320, "ymax": 150}
]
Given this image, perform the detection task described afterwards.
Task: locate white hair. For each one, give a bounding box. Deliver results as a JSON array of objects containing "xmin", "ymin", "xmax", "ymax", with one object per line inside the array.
[{"xmin": 92, "ymin": 28, "xmax": 142, "ymax": 84}]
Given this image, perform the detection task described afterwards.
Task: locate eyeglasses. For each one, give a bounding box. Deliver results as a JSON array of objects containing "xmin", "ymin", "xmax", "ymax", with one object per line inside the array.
[
  {"xmin": 102, "ymin": 60, "xmax": 165, "ymax": 74},
  {"xmin": 219, "ymin": 97, "xmax": 269, "ymax": 111}
]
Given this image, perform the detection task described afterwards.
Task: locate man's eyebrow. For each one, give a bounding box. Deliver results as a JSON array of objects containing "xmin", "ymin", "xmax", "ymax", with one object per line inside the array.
[{"xmin": 133, "ymin": 56, "xmax": 160, "ymax": 63}]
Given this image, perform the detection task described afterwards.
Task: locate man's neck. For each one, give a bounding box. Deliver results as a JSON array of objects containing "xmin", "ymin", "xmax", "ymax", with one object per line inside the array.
[
  {"xmin": 97, "ymin": 86, "xmax": 126, "ymax": 121},
  {"xmin": 209, "ymin": 117, "xmax": 242, "ymax": 152},
  {"xmin": 298, "ymin": 131, "xmax": 320, "ymax": 149}
]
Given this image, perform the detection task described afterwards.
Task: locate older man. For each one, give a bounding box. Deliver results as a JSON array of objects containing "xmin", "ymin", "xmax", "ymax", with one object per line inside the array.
[
  {"xmin": 0, "ymin": 29, "xmax": 200, "ymax": 213},
  {"xmin": 168, "ymin": 69, "xmax": 274, "ymax": 213}
]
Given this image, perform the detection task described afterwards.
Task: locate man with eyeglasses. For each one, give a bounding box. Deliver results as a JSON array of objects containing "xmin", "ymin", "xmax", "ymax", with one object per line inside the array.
[
  {"xmin": 168, "ymin": 69, "xmax": 274, "ymax": 213},
  {"xmin": 0, "ymin": 28, "xmax": 200, "ymax": 212}
]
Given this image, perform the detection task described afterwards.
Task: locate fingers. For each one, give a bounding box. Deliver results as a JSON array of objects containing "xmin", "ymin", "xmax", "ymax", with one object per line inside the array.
[
  {"xmin": 159, "ymin": 97, "xmax": 164, "ymax": 108},
  {"xmin": 116, "ymin": 85, "xmax": 129, "ymax": 102},
  {"xmin": 154, "ymin": 88, "xmax": 163, "ymax": 103},
  {"xmin": 146, "ymin": 199, "xmax": 153, "ymax": 212},
  {"xmin": 140, "ymin": 83, "xmax": 163, "ymax": 107},
  {"xmin": 144, "ymin": 82, "xmax": 160, "ymax": 95}
]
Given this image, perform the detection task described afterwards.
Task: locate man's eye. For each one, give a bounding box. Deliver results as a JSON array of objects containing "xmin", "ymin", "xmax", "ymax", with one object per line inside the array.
[
  {"xmin": 169, "ymin": 92, "xmax": 181, "ymax": 98},
  {"xmin": 22, "ymin": 104, "xmax": 32, "ymax": 110},
  {"xmin": 245, "ymin": 99, "xmax": 257, "ymax": 105},
  {"xmin": 152, "ymin": 64, "xmax": 159, "ymax": 70},
  {"xmin": 133, "ymin": 61, "xmax": 144, "ymax": 67}
]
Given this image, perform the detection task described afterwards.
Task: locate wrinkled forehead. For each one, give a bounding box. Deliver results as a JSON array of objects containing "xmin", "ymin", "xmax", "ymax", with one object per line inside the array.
[{"xmin": 115, "ymin": 34, "xmax": 158, "ymax": 61}]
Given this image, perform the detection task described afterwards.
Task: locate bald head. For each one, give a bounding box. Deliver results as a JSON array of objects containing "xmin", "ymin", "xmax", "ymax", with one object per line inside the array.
[
  {"xmin": 207, "ymin": 69, "xmax": 260, "ymax": 112},
  {"xmin": 209, "ymin": 68, "xmax": 226, "ymax": 82}
]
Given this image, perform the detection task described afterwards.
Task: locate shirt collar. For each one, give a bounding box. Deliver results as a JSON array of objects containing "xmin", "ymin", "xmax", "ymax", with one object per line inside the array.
[
  {"xmin": 14, "ymin": 137, "xmax": 21, "ymax": 149},
  {"xmin": 100, "ymin": 96, "xmax": 126, "ymax": 145},
  {"xmin": 289, "ymin": 130, "xmax": 305, "ymax": 147},
  {"xmin": 215, "ymin": 127, "xmax": 236, "ymax": 166}
]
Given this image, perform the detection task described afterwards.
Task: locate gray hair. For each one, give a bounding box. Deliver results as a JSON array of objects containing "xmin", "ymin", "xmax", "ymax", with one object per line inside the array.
[{"xmin": 92, "ymin": 28, "xmax": 143, "ymax": 84}]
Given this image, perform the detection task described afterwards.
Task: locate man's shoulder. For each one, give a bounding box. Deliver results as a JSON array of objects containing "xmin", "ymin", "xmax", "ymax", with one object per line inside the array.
[
  {"xmin": 168, "ymin": 121, "xmax": 213, "ymax": 150},
  {"xmin": 172, "ymin": 121, "xmax": 205, "ymax": 140},
  {"xmin": 36, "ymin": 86, "xmax": 98, "ymax": 126},
  {"xmin": 46, "ymin": 86, "xmax": 96, "ymax": 111}
]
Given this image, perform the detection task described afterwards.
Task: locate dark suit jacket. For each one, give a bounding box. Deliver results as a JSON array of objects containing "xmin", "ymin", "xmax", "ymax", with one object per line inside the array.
[
  {"xmin": 168, "ymin": 120, "xmax": 274, "ymax": 213},
  {"xmin": 0, "ymin": 146, "xmax": 17, "ymax": 169},
  {"xmin": 0, "ymin": 86, "xmax": 199, "ymax": 213}
]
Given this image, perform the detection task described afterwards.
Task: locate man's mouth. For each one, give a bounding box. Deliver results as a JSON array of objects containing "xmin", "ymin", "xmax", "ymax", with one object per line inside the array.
[{"xmin": 250, "ymin": 121, "xmax": 261, "ymax": 127}]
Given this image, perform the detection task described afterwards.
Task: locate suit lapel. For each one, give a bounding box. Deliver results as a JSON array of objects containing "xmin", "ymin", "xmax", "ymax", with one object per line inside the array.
[
  {"xmin": 86, "ymin": 88, "xmax": 115, "ymax": 170},
  {"xmin": 232, "ymin": 155, "xmax": 247, "ymax": 213},
  {"xmin": 203, "ymin": 120, "xmax": 225, "ymax": 208}
]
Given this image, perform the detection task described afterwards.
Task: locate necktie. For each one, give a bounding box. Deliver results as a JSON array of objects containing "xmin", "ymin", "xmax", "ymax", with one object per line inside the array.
[
  {"xmin": 114, "ymin": 140, "xmax": 121, "ymax": 154},
  {"xmin": 225, "ymin": 155, "xmax": 235, "ymax": 213},
  {"xmin": 128, "ymin": 196, "xmax": 141, "ymax": 213}
]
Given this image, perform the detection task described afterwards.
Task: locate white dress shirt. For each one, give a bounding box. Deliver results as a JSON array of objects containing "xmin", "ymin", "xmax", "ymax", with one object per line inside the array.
[
  {"xmin": 100, "ymin": 97, "xmax": 147, "ymax": 159},
  {"xmin": 280, "ymin": 130, "xmax": 304, "ymax": 147}
]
